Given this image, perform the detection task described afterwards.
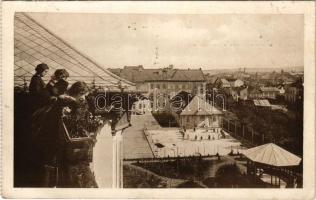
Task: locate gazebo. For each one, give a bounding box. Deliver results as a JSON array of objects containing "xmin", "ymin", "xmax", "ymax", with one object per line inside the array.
[{"xmin": 243, "ymin": 143, "xmax": 302, "ymax": 188}]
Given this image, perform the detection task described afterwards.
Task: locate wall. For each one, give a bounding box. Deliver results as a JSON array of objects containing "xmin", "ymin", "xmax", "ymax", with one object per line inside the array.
[{"xmin": 92, "ymin": 123, "xmax": 114, "ymax": 188}]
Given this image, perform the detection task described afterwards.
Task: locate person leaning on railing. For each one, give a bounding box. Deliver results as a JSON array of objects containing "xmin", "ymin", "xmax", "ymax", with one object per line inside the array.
[{"xmin": 31, "ymin": 81, "xmax": 94, "ymax": 187}]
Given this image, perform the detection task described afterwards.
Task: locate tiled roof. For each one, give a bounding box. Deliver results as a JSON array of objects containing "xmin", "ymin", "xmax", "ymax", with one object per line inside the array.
[
  {"xmin": 108, "ymin": 67, "xmax": 205, "ymax": 83},
  {"xmin": 220, "ymin": 79, "xmax": 230, "ymax": 85},
  {"xmin": 170, "ymin": 91, "xmax": 194, "ymax": 114},
  {"xmin": 123, "ymin": 65, "xmax": 144, "ymax": 70},
  {"xmin": 180, "ymin": 96, "xmax": 222, "ymax": 116},
  {"xmin": 14, "ymin": 13, "xmax": 135, "ymax": 89}
]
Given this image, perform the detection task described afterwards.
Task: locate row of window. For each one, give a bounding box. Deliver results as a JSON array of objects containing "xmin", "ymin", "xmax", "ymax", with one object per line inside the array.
[
  {"xmin": 150, "ymin": 83, "xmax": 205, "ymax": 90},
  {"xmin": 182, "ymin": 116, "xmax": 218, "ymax": 123}
]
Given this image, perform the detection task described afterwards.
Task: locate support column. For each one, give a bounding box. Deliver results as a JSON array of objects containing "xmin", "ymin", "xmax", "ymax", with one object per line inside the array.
[
  {"xmin": 242, "ymin": 125, "xmax": 245, "ymax": 139},
  {"xmin": 93, "ymin": 122, "xmax": 114, "ymax": 188},
  {"xmin": 153, "ymin": 88, "xmax": 158, "ymax": 112},
  {"xmin": 251, "ymin": 128, "xmax": 254, "ymax": 144},
  {"xmin": 112, "ymin": 130, "xmax": 123, "ymax": 188},
  {"xmin": 227, "ymin": 119, "xmax": 230, "ymax": 132}
]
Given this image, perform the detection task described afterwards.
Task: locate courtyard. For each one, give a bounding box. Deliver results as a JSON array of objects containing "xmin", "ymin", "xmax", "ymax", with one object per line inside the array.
[{"xmin": 145, "ymin": 128, "xmax": 247, "ymax": 158}]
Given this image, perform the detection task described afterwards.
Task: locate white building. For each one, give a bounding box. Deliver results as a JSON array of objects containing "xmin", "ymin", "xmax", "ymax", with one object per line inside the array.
[{"xmin": 131, "ymin": 99, "xmax": 152, "ymax": 115}]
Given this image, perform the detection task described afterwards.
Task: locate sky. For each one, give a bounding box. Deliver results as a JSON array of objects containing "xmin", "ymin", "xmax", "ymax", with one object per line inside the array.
[{"xmin": 28, "ymin": 13, "xmax": 304, "ymax": 70}]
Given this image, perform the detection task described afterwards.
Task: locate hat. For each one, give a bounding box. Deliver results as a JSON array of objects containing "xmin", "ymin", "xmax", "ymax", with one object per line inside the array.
[{"xmin": 35, "ymin": 63, "xmax": 49, "ymax": 73}]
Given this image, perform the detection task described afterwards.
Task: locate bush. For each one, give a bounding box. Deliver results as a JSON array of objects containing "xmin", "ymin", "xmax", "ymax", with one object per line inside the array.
[{"xmin": 215, "ymin": 163, "xmax": 242, "ymax": 188}]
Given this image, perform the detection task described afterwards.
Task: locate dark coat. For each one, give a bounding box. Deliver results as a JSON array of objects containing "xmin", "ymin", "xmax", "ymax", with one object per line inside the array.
[
  {"xmin": 30, "ymin": 96, "xmax": 96, "ymax": 187},
  {"xmin": 29, "ymin": 74, "xmax": 49, "ymax": 110},
  {"xmin": 31, "ymin": 96, "xmax": 78, "ymax": 166},
  {"xmin": 29, "ymin": 74, "xmax": 46, "ymax": 96},
  {"xmin": 47, "ymin": 80, "xmax": 69, "ymax": 97}
]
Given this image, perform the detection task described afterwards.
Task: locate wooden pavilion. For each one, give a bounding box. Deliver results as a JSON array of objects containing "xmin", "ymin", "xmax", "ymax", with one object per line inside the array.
[{"xmin": 243, "ymin": 143, "xmax": 302, "ymax": 188}]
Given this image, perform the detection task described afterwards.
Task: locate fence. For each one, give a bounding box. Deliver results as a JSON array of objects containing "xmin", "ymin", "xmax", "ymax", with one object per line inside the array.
[{"xmin": 221, "ymin": 117, "xmax": 265, "ymax": 147}]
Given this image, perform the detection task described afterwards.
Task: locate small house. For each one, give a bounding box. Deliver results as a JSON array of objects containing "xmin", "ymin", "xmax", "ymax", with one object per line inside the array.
[{"xmin": 179, "ymin": 95, "xmax": 222, "ymax": 130}]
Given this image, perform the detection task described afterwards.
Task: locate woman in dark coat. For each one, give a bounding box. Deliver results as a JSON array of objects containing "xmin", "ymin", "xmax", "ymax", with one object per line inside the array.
[
  {"xmin": 31, "ymin": 81, "xmax": 96, "ymax": 187},
  {"xmin": 29, "ymin": 63, "xmax": 50, "ymax": 110}
]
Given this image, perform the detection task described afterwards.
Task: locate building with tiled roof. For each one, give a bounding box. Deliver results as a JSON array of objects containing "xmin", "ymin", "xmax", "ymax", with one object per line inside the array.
[
  {"xmin": 14, "ymin": 13, "xmax": 135, "ymax": 91},
  {"xmin": 109, "ymin": 66, "xmax": 206, "ymax": 96},
  {"xmin": 179, "ymin": 95, "xmax": 222, "ymax": 130}
]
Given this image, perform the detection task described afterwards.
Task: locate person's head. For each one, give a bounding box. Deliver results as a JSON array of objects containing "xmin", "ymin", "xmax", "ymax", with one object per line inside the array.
[
  {"xmin": 54, "ymin": 69, "xmax": 69, "ymax": 81},
  {"xmin": 35, "ymin": 63, "xmax": 49, "ymax": 77},
  {"xmin": 67, "ymin": 81, "xmax": 89, "ymax": 102}
]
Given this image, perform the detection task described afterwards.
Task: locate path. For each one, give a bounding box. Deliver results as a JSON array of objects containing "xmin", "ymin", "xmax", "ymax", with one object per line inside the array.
[{"xmin": 123, "ymin": 114, "xmax": 160, "ymax": 159}]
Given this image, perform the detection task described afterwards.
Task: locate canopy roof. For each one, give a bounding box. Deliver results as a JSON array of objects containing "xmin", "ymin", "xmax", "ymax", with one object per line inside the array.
[
  {"xmin": 253, "ymin": 99, "xmax": 271, "ymax": 107},
  {"xmin": 243, "ymin": 143, "xmax": 301, "ymax": 167},
  {"xmin": 14, "ymin": 13, "xmax": 135, "ymax": 90},
  {"xmin": 180, "ymin": 95, "xmax": 222, "ymax": 116}
]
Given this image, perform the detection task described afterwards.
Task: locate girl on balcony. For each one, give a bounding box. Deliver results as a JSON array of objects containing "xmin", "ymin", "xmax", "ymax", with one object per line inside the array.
[
  {"xmin": 30, "ymin": 81, "xmax": 97, "ymax": 187},
  {"xmin": 46, "ymin": 69, "xmax": 70, "ymax": 97}
]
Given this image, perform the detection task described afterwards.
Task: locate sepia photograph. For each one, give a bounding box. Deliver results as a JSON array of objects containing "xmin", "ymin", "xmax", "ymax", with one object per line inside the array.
[
  {"xmin": 13, "ymin": 12, "xmax": 304, "ymax": 189},
  {"xmin": 2, "ymin": 1, "xmax": 315, "ymax": 199}
]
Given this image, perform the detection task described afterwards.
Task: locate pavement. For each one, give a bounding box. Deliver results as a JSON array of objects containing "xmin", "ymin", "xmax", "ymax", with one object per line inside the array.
[{"xmin": 123, "ymin": 114, "xmax": 160, "ymax": 159}]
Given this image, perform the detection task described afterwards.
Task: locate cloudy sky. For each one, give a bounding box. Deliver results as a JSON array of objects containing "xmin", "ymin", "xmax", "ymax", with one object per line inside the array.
[{"xmin": 28, "ymin": 13, "xmax": 303, "ymax": 70}]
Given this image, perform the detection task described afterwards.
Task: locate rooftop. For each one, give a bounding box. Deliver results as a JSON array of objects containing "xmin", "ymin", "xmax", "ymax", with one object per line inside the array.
[
  {"xmin": 108, "ymin": 67, "xmax": 205, "ymax": 83},
  {"xmin": 243, "ymin": 143, "xmax": 301, "ymax": 167},
  {"xmin": 180, "ymin": 96, "xmax": 222, "ymax": 116}
]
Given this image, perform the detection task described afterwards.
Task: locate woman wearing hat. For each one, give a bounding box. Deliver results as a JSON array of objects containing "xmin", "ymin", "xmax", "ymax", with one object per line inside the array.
[{"xmin": 29, "ymin": 63, "xmax": 49, "ymax": 110}]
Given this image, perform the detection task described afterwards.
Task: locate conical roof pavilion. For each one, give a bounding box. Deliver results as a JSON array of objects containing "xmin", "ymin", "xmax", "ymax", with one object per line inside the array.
[{"xmin": 243, "ymin": 143, "xmax": 301, "ymax": 167}]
